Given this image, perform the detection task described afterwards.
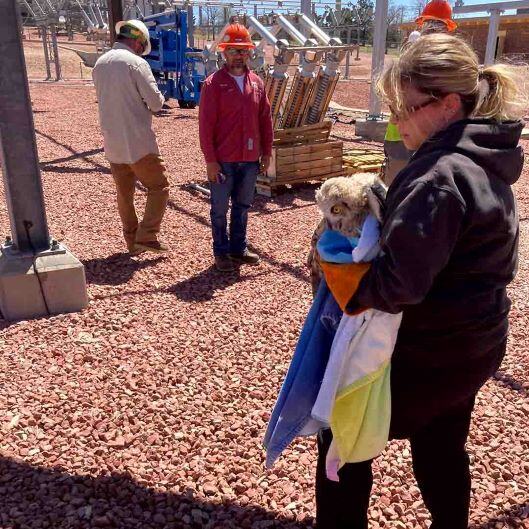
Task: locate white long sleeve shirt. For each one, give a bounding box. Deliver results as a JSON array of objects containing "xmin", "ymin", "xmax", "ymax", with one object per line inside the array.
[{"xmin": 93, "ymin": 43, "xmax": 165, "ymax": 164}]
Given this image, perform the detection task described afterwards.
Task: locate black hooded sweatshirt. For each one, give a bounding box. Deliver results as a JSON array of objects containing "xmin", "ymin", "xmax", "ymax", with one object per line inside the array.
[{"xmin": 348, "ymin": 119, "xmax": 524, "ymax": 438}]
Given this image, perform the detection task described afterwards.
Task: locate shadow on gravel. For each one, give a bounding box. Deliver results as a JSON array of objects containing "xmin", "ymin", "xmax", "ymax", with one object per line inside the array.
[
  {"xmin": 83, "ymin": 253, "xmax": 166, "ymax": 286},
  {"xmin": 493, "ymin": 371, "xmax": 529, "ymax": 399},
  {"xmin": 42, "ymin": 147, "xmax": 105, "ymax": 166},
  {"xmin": 0, "ymin": 456, "xmax": 311, "ymax": 529},
  {"xmin": 168, "ymin": 266, "xmax": 268, "ymax": 302},
  {"xmin": 253, "ymin": 202, "xmax": 315, "ymax": 217},
  {"xmin": 35, "ymin": 130, "xmax": 109, "ymax": 173},
  {"xmin": 470, "ymin": 501, "xmax": 529, "ymax": 528},
  {"xmin": 142, "ymin": 185, "xmax": 310, "ymax": 285}
]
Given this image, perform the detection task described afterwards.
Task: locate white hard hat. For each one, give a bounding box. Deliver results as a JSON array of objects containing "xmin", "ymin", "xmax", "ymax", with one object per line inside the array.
[
  {"xmin": 408, "ymin": 30, "xmax": 421, "ymax": 43},
  {"xmin": 115, "ymin": 19, "xmax": 151, "ymax": 56}
]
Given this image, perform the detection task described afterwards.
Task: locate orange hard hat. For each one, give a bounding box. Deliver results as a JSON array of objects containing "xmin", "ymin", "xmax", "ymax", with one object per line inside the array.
[
  {"xmin": 416, "ymin": 0, "xmax": 457, "ymax": 32},
  {"xmin": 217, "ymin": 24, "xmax": 255, "ymax": 50}
]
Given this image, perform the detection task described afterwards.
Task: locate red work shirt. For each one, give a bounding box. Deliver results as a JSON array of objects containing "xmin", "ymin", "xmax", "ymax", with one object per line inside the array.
[{"xmin": 199, "ymin": 66, "xmax": 273, "ymax": 164}]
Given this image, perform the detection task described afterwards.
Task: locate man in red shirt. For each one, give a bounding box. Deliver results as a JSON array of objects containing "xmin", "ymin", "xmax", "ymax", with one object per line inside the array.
[{"xmin": 199, "ymin": 24, "xmax": 273, "ymax": 272}]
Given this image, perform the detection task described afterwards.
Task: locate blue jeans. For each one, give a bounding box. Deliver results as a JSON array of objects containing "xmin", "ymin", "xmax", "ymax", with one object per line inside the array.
[{"xmin": 210, "ymin": 161, "xmax": 260, "ymax": 256}]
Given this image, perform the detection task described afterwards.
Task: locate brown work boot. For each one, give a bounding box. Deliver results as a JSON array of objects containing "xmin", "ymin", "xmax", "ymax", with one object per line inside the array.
[
  {"xmin": 135, "ymin": 240, "xmax": 169, "ymax": 254},
  {"xmin": 128, "ymin": 245, "xmax": 145, "ymax": 257},
  {"xmin": 229, "ymin": 249, "xmax": 260, "ymax": 265},
  {"xmin": 215, "ymin": 255, "xmax": 235, "ymax": 272}
]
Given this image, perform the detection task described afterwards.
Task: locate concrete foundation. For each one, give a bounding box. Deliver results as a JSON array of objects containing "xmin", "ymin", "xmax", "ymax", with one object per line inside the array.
[
  {"xmin": 0, "ymin": 241, "xmax": 88, "ymax": 321},
  {"xmin": 355, "ymin": 119, "xmax": 389, "ymax": 143}
]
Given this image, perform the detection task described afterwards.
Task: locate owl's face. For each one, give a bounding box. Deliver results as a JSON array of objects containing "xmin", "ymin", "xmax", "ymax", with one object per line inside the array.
[
  {"xmin": 316, "ymin": 175, "xmax": 376, "ymax": 238},
  {"xmin": 321, "ymin": 201, "xmax": 369, "ymax": 237}
]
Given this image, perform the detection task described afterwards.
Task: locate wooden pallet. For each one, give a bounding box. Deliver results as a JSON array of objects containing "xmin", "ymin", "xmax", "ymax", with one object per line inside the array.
[
  {"xmin": 267, "ymin": 140, "xmax": 343, "ymax": 180},
  {"xmin": 343, "ymin": 148, "xmax": 385, "ymax": 174},
  {"xmin": 273, "ymin": 120, "xmax": 332, "ymax": 147},
  {"xmin": 256, "ymin": 172, "xmax": 345, "ymax": 197}
]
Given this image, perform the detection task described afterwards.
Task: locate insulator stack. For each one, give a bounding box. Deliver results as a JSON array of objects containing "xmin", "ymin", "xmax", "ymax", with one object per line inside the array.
[
  {"xmin": 265, "ymin": 73, "xmax": 289, "ymax": 128},
  {"xmin": 280, "ymin": 71, "xmax": 315, "ymax": 129},
  {"xmin": 302, "ymin": 68, "xmax": 340, "ymax": 125}
]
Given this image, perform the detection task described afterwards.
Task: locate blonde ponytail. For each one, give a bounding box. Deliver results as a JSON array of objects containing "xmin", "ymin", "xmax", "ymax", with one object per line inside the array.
[{"xmin": 474, "ymin": 64, "xmax": 528, "ymax": 121}]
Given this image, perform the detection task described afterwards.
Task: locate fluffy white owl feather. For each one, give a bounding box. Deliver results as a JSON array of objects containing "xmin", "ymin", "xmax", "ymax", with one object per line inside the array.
[{"xmin": 315, "ymin": 173, "xmax": 386, "ymax": 237}]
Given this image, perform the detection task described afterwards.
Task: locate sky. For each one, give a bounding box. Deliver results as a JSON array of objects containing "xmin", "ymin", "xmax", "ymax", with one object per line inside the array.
[{"xmin": 399, "ymin": 0, "xmax": 521, "ymax": 20}]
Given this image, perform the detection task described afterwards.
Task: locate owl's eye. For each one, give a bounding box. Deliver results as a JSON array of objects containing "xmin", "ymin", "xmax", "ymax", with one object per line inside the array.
[{"xmin": 331, "ymin": 205, "xmax": 344, "ymax": 215}]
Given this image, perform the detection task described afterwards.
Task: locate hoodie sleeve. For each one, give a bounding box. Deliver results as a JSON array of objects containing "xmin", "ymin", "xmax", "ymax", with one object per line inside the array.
[{"xmin": 347, "ymin": 181, "xmax": 466, "ymax": 314}]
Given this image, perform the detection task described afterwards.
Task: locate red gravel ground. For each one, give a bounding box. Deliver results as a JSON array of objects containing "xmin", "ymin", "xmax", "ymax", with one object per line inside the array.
[{"xmin": 0, "ymin": 82, "xmax": 528, "ymax": 529}]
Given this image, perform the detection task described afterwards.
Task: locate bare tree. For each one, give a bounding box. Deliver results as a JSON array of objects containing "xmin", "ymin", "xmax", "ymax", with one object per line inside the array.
[
  {"xmin": 410, "ymin": 0, "xmax": 427, "ymax": 17},
  {"xmin": 205, "ymin": 6, "xmax": 222, "ymax": 40},
  {"xmin": 350, "ymin": 0, "xmax": 374, "ymax": 45},
  {"xmin": 387, "ymin": 2, "xmax": 406, "ymax": 27},
  {"xmin": 386, "ymin": 2, "xmax": 406, "ymax": 48}
]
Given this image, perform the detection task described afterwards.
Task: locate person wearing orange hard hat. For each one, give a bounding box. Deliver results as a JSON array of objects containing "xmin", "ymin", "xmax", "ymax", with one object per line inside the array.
[
  {"xmin": 383, "ymin": 0, "xmax": 457, "ymax": 186},
  {"xmin": 216, "ymin": 23, "xmax": 257, "ymax": 51},
  {"xmin": 199, "ymin": 24, "xmax": 273, "ymax": 272},
  {"xmin": 416, "ymin": 0, "xmax": 458, "ymax": 34}
]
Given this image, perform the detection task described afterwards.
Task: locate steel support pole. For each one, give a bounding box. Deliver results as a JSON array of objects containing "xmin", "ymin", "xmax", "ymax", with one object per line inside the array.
[
  {"xmin": 41, "ymin": 24, "xmax": 52, "ymax": 80},
  {"xmin": 107, "ymin": 0, "xmax": 123, "ymax": 45},
  {"xmin": 484, "ymin": 9, "xmax": 502, "ymax": 65},
  {"xmin": 368, "ymin": 0, "xmax": 388, "ymax": 118},
  {"xmin": 187, "ymin": 5, "xmax": 194, "ymax": 48},
  {"xmin": 50, "ymin": 24, "xmax": 62, "ymax": 81},
  {"xmin": 0, "ymin": 0, "xmax": 50, "ymax": 252}
]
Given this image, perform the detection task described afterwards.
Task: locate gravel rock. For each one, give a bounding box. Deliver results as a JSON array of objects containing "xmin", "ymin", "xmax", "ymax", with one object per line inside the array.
[{"xmin": 0, "ymin": 82, "xmax": 527, "ymax": 529}]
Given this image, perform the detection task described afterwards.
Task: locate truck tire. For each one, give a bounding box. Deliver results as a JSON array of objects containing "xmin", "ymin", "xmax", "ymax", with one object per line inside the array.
[{"xmin": 178, "ymin": 100, "xmax": 196, "ymax": 109}]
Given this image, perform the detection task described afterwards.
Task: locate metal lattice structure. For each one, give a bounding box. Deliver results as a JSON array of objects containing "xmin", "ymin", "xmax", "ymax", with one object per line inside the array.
[{"xmin": 18, "ymin": 0, "xmax": 109, "ymax": 30}]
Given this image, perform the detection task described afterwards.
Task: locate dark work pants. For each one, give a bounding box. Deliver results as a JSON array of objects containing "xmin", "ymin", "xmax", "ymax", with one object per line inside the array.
[
  {"xmin": 315, "ymin": 397, "xmax": 475, "ymax": 529},
  {"xmin": 209, "ymin": 161, "xmax": 260, "ymax": 256}
]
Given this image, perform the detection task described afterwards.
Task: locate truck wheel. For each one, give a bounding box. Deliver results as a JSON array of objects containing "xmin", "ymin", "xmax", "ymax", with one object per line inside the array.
[{"xmin": 178, "ymin": 100, "xmax": 196, "ymax": 109}]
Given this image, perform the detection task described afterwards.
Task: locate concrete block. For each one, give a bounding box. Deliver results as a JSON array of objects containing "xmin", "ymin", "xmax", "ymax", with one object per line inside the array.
[
  {"xmin": 355, "ymin": 119, "xmax": 389, "ymax": 143},
  {"xmin": 0, "ymin": 242, "xmax": 88, "ymax": 321}
]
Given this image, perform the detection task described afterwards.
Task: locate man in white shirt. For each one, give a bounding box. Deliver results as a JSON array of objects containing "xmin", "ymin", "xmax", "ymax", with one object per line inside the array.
[{"xmin": 93, "ymin": 20, "xmax": 168, "ymax": 255}]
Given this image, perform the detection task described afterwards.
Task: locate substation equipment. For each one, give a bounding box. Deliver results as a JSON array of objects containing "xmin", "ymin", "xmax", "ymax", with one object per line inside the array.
[{"xmin": 143, "ymin": 8, "xmax": 206, "ymax": 108}]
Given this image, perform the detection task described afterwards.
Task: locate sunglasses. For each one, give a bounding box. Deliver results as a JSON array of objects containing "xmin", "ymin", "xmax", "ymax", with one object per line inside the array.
[
  {"xmin": 389, "ymin": 96, "xmax": 441, "ymax": 121},
  {"xmin": 225, "ymin": 48, "xmax": 251, "ymax": 56}
]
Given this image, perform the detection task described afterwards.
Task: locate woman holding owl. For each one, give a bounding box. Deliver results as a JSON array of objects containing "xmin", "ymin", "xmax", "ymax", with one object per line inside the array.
[{"xmin": 315, "ymin": 34, "xmax": 526, "ymax": 529}]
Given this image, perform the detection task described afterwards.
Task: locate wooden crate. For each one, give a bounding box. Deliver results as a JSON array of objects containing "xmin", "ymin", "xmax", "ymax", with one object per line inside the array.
[
  {"xmin": 273, "ymin": 120, "xmax": 332, "ymax": 147},
  {"xmin": 267, "ymin": 141, "xmax": 343, "ymax": 181},
  {"xmin": 256, "ymin": 121, "xmax": 343, "ymax": 196}
]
